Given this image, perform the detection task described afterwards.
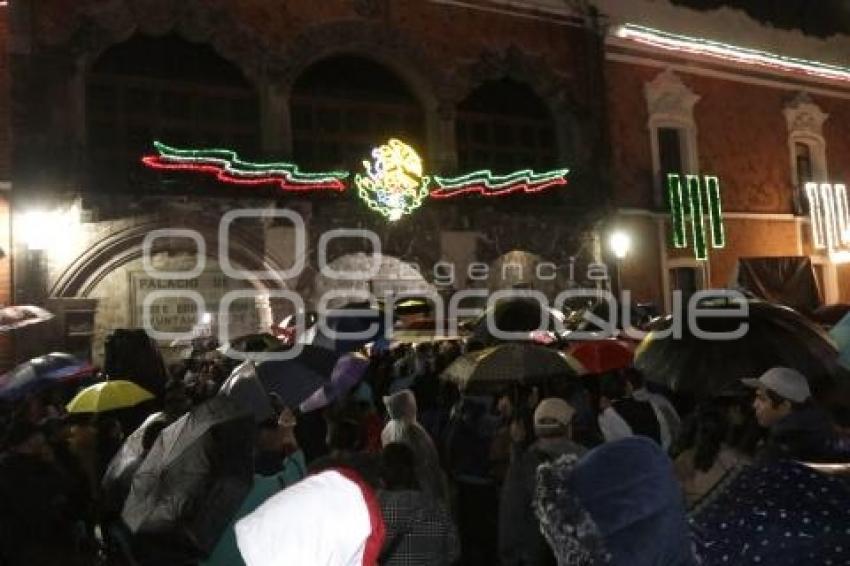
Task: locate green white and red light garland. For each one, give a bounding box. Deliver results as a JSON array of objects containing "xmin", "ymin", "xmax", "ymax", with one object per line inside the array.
[
  {"xmin": 617, "ymin": 24, "xmax": 850, "ymax": 84},
  {"xmin": 142, "ymin": 141, "xmax": 350, "ymax": 192},
  {"xmin": 143, "ymin": 139, "xmax": 570, "ymax": 220},
  {"xmin": 431, "ymin": 168, "xmax": 569, "ymax": 198}
]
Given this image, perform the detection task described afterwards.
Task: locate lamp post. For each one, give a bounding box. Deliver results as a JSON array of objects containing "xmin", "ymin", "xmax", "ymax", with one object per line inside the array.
[{"xmin": 610, "ymin": 231, "xmax": 631, "ymax": 298}]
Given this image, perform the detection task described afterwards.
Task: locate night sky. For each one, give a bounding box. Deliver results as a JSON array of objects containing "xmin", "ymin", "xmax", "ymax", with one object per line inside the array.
[{"xmin": 671, "ymin": 0, "xmax": 850, "ymax": 37}]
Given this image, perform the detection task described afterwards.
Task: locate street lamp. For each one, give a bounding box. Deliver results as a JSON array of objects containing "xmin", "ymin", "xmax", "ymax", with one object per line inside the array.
[{"xmin": 609, "ymin": 231, "xmax": 631, "ymax": 297}]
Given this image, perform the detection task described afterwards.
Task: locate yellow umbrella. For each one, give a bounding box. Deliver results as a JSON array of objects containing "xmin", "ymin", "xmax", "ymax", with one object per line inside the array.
[{"xmin": 66, "ymin": 380, "xmax": 155, "ymax": 413}]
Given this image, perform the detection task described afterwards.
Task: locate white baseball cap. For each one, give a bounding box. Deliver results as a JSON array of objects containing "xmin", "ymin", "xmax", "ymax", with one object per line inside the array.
[
  {"xmin": 741, "ymin": 367, "xmax": 811, "ymax": 403},
  {"xmin": 534, "ymin": 398, "xmax": 576, "ymax": 433}
]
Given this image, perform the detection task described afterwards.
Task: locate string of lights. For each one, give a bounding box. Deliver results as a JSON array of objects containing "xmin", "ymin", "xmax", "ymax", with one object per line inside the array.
[
  {"xmin": 431, "ymin": 168, "xmax": 569, "ymax": 198},
  {"xmin": 143, "ymin": 141, "xmax": 349, "ymax": 191},
  {"xmin": 617, "ymin": 24, "xmax": 850, "ymax": 84}
]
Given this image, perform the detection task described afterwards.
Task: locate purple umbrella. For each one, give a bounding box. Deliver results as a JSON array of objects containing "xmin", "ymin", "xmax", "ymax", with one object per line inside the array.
[{"xmin": 300, "ymin": 353, "xmax": 370, "ymax": 412}]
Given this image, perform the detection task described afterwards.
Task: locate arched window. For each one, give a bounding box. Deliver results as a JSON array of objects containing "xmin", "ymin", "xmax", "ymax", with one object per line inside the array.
[
  {"xmin": 291, "ymin": 56, "xmax": 425, "ymax": 170},
  {"xmin": 456, "ymin": 79, "xmax": 556, "ymax": 174},
  {"xmin": 783, "ymin": 92, "xmax": 828, "ymax": 214},
  {"xmin": 86, "ymin": 35, "xmax": 259, "ymax": 190}
]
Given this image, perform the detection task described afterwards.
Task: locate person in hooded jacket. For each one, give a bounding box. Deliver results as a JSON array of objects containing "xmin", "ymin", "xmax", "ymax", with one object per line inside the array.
[
  {"xmin": 381, "ymin": 389, "xmax": 448, "ymax": 502},
  {"xmin": 534, "ymin": 436, "xmax": 697, "ymax": 566},
  {"xmin": 377, "ymin": 442, "xmax": 460, "ymax": 565}
]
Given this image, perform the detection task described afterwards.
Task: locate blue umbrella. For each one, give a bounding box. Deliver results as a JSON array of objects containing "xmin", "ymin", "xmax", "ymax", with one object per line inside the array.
[
  {"xmin": 0, "ymin": 352, "xmax": 94, "ymax": 401},
  {"xmin": 691, "ymin": 461, "xmax": 850, "ymax": 565},
  {"xmin": 255, "ymin": 346, "xmax": 340, "ymax": 409},
  {"xmin": 304, "ymin": 302, "xmax": 388, "ymax": 353}
]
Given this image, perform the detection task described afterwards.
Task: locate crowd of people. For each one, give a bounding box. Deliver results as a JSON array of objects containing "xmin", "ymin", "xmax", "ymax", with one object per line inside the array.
[{"xmin": 1, "ymin": 334, "xmax": 850, "ymax": 566}]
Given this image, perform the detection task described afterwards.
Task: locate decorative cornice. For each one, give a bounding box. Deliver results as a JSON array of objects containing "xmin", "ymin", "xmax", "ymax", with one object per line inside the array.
[
  {"xmin": 783, "ymin": 91, "xmax": 829, "ymax": 137},
  {"xmin": 644, "ymin": 68, "xmax": 700, "ymax": 122}
]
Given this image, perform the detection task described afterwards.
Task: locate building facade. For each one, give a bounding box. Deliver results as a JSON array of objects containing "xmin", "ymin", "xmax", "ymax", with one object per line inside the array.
[
  {"xmin": 9, "ymin": 0, "xmax": 610, "ymax": 364},
  {"xmin": 4, "ymin": 0, "xmax": 850, "ymax": 365},
  {"xmin": 598, "ymin": 0, "xmax": 850, "ymax": 312}
]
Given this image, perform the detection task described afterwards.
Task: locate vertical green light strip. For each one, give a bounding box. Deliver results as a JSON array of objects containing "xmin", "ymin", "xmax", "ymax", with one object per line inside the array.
[
  {"xmin": 667, "ymin": 174, "xmax": 687, "ymax": 248},
  {"xmin": 686, "ymin": 174, "xmax": 707, "ymax": 260},
  {"xmin": 805, "ymin": 182, "xmax": 824, "ymax": 249},
  {"xmin": 703, "ymin": 176, "xmax": 725, "ymax": 249}
]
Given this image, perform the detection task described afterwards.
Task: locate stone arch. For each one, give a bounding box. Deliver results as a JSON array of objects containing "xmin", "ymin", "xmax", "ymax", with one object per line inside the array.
[
  {"xmin": 273, "ymin": 21, "xmax": 444, "ymax": 110},
  {"xmin": 271, "ymin": 20, "xmax": 449, "ymax": 168},
  {"xmin": 50, "ymin": 216, "xmax": 289, "ymax": 299},
  {"xmin": 449, "ymin": 46, "xmax": 584, "ymax": 167},
  {"xmin": 44, "ymin": 0, "xmax": 270, "ymax": 82}
]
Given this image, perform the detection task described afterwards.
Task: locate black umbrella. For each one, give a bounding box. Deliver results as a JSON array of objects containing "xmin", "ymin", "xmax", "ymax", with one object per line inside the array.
[
  {"xmin": 102, "ymin": 412, "xmax": 169, "ymax": 490},
  {"xmin": 440, "ymin": 343, "xmax": 584, "ymax": 393},
  {"xmin": 255, "ymin": 345, "xmax": 340, "ymax": 408},
  {"xmin": 122, "ymin": 397, "xmax": 255, "ymax": 557},
  {"xmin": 467, "ymin": 297, "xmax": 567, "ymax": 347},
  {"xmin": 100, "ymin": 412, "xmax": 169, "ymax": 521},
  {"xmin": 635, "ymin": 300, "xmax": 842, "ymax": 400},
  {"xmin": 218, "ymin": 361, "xmax": 275, "ymax": 422}
]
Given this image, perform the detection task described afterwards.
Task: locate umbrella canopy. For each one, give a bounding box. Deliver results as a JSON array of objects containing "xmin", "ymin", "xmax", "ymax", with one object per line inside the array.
[
  {"xmin": 102, "ymin": 412, "xmax": 169, "ymax": 491},
  {"xmin": 635, "ymin": 300, "xmax": 841, "ymax": 400},
  {"xmin": 66, "ymin": 380, "xmax": 155, "ymax": 413},
  {"xmin": 811, "ymin": 303, "xmax": 850, "ymax": 327},
  {"xmin": 0, "ymin": 305, "xmax": 54, "ymax": 332},
  {"xmin": 304, "ymin": 302, "xmax": 387, "ymax": 353},
  {"xmin": 255, "ymin": 345, "xmax": 340, "ymax": 408},
  {"xmin": 300, "ymin": 353, "xmax": 371, "ymax": 412},
  {"xmin": 0, "ymin": 352, "xmax": 94, "ymax": 401},
  {"xmin": 394, "ymin": 297, "xmax": 433, "ymax": 317},
  {"xmin": 467, "ymin": 298, "xmax": 567, "ymax": 347},
  {"xmin": 218, "ymin": 361, "xmax": 275, "ymax": 422},
  {"xmin": 440, "ymin": 343, "xmax": 584, "ymax": 393},
  {"xmin": 217, "ymin": 333, "xmax": 283, "ymax": 361},
  {"xmin": 692, "ymin": 461, "xmax": 850, "ymax": 564},
  {"xmin": 829, "ymin": 312, "xmax": 850, "ymax": 370},
  {"xmin": 568, "ymin": 339, "xmax": 635, "ymax": 374},
  {"xmin": 122, "ymin": 396, "xmax": 255, "ymax": 557}
]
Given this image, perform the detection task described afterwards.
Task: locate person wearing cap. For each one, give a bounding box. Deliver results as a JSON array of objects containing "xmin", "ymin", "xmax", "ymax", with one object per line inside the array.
[
  {"xmin": 742, "ymin": 367, "xmax": 837, "ymax": 462},
  {"xmin": 499, "ymin": 398, "xmax": 586, "ymax": 566}
]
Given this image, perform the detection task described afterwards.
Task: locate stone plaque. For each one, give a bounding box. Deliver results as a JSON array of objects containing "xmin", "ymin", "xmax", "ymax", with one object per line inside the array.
[{"xmin": 129, "ymin": 270, "xmax": 262, "ymax": 339}]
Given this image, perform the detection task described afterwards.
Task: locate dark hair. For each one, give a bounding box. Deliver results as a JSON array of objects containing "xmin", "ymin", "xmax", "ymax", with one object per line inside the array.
[
  {"xmin": 381, "ymin": 442, "xmax": 419, "ymax": 490},
  {"xmin": 600, "ymin": 372, "xmax": 628, "ymax": 401},
  {"xmin": 692, "ymin": 405, "xmax": 728, "ymax": 472},
  {"xmin": 2, "ymin": 419, "xmax": 41, "ymax": 450},
  {"xmin": 327, "ymin": 417, "xmax": 362, "ymax": 452},
  {"xmin": 622, "ymin": 367, "xmax": 645, "ymax": 389},
  {"xmin": 764, "ymin": 389, "xmax": 807, "ymax": 412}
]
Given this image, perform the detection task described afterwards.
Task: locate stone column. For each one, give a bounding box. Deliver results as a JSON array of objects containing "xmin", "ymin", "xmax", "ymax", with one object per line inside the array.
[
  {"xmin": 426, "ymin": 100, "xmax": 458, "ymax": 173},
  {"xmin": 259, "ymin": 79, "xmax": 292, "ymax": 158}
]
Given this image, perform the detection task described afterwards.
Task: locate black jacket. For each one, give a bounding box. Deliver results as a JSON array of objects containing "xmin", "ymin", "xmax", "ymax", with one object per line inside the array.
[
  {"xmin": 498, "ymin": 437, "xmax": 586, "ymax": 566},
  {"xmin": 760, "ymin": 405, "xmax": 837, "ymax": 463}
]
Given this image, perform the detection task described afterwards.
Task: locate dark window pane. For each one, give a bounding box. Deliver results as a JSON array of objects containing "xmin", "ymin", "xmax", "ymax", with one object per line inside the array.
[
  {"xmin": 795, "ymin": 142, "xmax": 813, "ymax": 186},
  {"xmin": 658, "ymin": 127, "xmax": 683, "ymax": 175}
]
